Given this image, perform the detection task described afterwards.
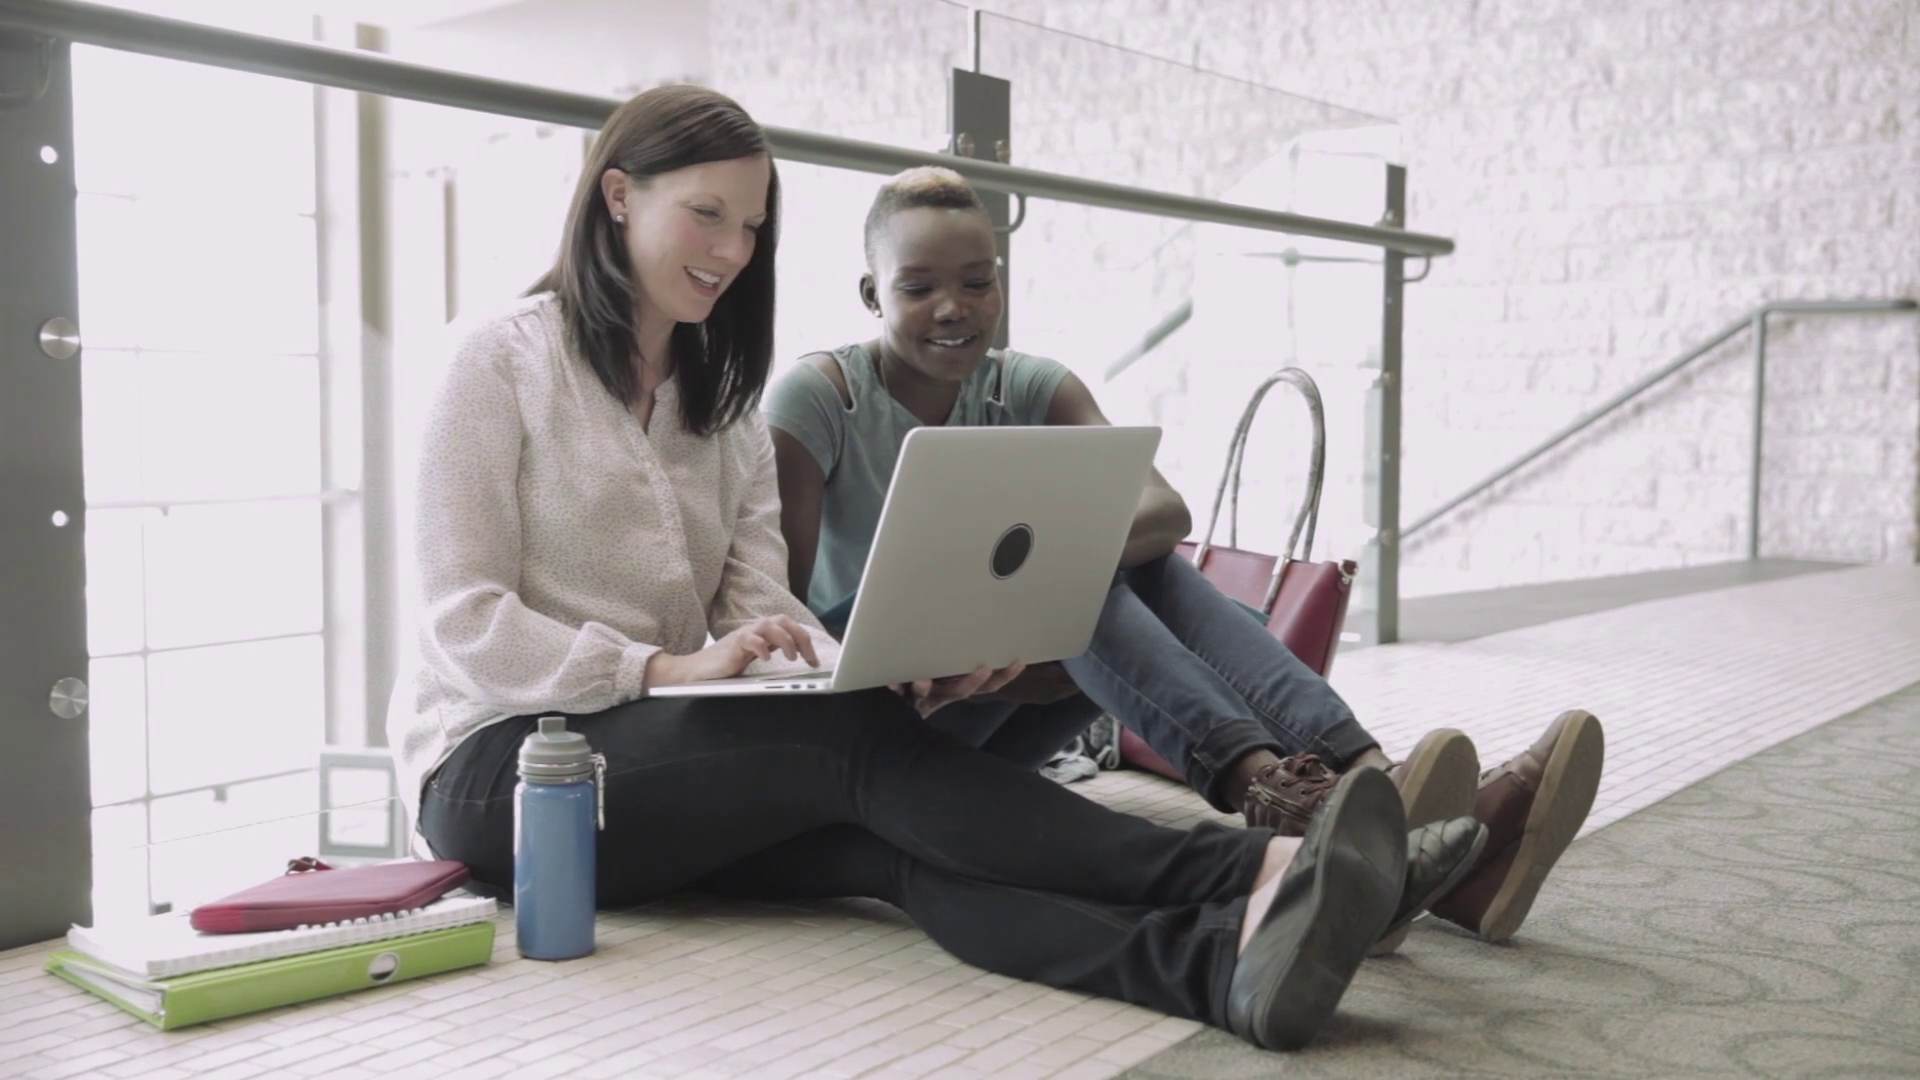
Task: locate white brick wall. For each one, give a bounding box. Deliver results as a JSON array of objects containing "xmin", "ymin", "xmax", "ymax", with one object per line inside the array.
[{"xmin": 713, "ymin": 0, "xmax": 1919, "ymax": 595}]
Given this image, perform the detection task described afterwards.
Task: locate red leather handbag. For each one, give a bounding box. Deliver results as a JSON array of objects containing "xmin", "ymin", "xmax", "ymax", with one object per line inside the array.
[{"xmin": 1120, "ymin": 368, "xmax": 1359, "ymax": 782}]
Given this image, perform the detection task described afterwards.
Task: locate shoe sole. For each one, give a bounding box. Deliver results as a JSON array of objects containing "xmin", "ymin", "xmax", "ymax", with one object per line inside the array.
[
  {"xmin": 1476, "ymin": 710, "xmax": 1605, "ymax": 944},
  {"xmin": 1241, "ymin": 769, "xmax": 1404, "ymax": 1051},
  {"xmin": 1370, "ymin": 731, "xmax": 1479, "ymax": 956},
  {"xmin": 1395, "ymin": 728, "xmax": 1481, "ymax": 828}
]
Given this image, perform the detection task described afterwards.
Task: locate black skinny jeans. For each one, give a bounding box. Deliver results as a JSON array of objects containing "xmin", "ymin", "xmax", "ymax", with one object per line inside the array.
[{"xmin": 420, "ymin": 688, "xmax": 1271, "ymax": 1024}]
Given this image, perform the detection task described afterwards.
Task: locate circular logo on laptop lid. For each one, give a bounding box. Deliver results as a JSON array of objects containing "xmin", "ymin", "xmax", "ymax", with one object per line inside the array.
[{"xmin": 991, "ymin": 524, "xmax": 1034, "ymax": 579}]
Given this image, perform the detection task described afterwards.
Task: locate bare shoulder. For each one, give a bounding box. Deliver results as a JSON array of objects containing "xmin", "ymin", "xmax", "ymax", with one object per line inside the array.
[
  {"xmin": 1044, "ymin": 367, "xmax": 1110, "ymax": 425},
  {"xmin": 797, "ymin": 350, "xmax": 852, "ymax": 408}
]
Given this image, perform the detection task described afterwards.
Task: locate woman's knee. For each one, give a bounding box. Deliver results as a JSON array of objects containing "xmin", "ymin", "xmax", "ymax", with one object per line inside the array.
[
  {"xmin": 1139, "ymin": 551, "xmax": 1195, "ymax": 591},
  {"xmin": 1131, "ymin": 549, "xmax": 1221, "ymax": 609},
  {"xmin": 1140, "ymin": 551, "xmax": 1180, "ymax": 574},
  {"xmin": 833, "ymin": 689, "xmax": 947, "ymax": 758},
  {"xmin": 922, "ymin": 698, "xmax": 1019, "ymax": 750}
]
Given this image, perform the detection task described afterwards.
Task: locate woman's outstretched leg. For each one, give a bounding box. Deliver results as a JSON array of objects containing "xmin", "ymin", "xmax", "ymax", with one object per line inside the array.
[
  {"xmin": 697, "ymin": 824, "xmax": 1280, "ymax": 1025},
  {"xmin": 695, "ymin": 769, "xmax": 1422, "ymax": 1050},
  {"xmin": 420, "ymin": 690, "xmax": 1270, "ymax": 911}
]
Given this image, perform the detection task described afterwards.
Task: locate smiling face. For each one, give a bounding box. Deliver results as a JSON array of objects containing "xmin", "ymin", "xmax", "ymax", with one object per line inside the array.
[
  {"xmin": 604, "ymin": 154, "xmax": 771, "ymax": 330},
  {"xmin": 862, "ymin": 205, "xmax": 1004, "ymax": 383}
]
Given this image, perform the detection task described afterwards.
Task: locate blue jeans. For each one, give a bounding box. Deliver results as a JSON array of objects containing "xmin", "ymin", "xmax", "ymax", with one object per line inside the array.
[{"xmin": 929, "ymin": 554, "xmax": 1378, "ymax": 811}]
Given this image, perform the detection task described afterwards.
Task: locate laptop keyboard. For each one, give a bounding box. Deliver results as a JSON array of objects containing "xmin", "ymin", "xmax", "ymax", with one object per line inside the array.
[{"xmin": 741, "ymin": 668, "xmax": 833, "ymax": 682}]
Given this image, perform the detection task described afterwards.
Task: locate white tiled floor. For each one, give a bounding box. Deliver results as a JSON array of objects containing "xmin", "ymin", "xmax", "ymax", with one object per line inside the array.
[
  {"xmin": 1336, "ymin": 563, "xmax": 1920, "ymax": 836},
  {"xmin": 3, "ymin": 564, "xmax": 1916, "ymax": 1080}
]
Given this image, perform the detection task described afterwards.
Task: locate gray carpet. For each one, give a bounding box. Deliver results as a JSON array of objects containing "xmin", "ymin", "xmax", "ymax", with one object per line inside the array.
[{"xmin": 1125, "ymin": 683, "xmax": 1920, "ymax": 1079}]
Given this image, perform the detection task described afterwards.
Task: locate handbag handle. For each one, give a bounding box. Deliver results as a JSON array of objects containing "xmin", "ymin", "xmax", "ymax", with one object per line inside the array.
[{"xmin": 1190, "ymin": 367, "xmax": 1328, "ymax": 608}]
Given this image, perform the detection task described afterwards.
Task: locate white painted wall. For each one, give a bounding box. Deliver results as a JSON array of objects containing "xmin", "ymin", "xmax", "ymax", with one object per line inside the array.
[{"xmin": 711, "ymin": 0, "xmax": 1919, "ymax": 594}]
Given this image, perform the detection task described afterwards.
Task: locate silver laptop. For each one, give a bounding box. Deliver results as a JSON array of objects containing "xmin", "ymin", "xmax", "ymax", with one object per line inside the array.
[{"xmin": 650, "ymin": 424, "xmax": 1162, "ymax": 697}]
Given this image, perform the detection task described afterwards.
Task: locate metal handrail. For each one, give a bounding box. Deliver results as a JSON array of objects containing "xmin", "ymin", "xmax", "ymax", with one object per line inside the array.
[
  {"xmin": 1104, "ymin": 251, "xmax": 1390, "ymax": 382},
  {"xmin": 1403, "ymin": 298, "xmax": 1919, "ymax": 553},
  {"xmin": 1104, "ymin": 298, "xmax": 1194, "ymax": 382},
  {"xmin": 0, "ymin": 0, "xmax": 1456, "ymax": 257}
]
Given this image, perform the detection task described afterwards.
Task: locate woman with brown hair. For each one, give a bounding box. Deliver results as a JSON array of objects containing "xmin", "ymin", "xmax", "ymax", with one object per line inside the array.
[{"xmin": 388, "ymin": 85, "xmax": 1481, "ymax": 1051}]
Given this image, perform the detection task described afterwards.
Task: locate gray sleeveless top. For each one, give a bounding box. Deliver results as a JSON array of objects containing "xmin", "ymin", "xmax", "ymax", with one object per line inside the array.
[{"xmin": 763, "ymin": 342, "xmax": 1072, "ymax": 619}]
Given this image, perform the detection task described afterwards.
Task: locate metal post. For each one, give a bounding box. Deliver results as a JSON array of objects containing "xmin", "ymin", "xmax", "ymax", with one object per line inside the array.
[
  {"xmin": 966, "ymin": 6, "xmax": 981, "ymax": 74},
  {"xmin": 441, "ymin": 172, "xmax": 459, "ymax": 322},
  {"xmin": 0, "ymin": 28, "xmax": 93, "ymax": 948},
  {"xmin": 1747, "ymin": 310, "xmax": 1767, "ymax": 560},
  {"xmin": 315, "ymin": 19, "xmax": 363, "ymax": 751},
  {"xmin": 354, "ymin": 24, "xmax": 397, "ymax": 746},
  {"xmin": 1358, "ymin": 166, "xmax": 1407, "ymax": 645},
  {"xmin": 948, "ymin": 67, "xmax": 1011, "ymax": 349}
]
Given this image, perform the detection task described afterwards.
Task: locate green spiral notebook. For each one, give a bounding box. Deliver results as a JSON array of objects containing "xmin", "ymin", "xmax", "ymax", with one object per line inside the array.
[{"xmin": 45, "ymin": 921, "xmax": 496, "ymax": 1030}]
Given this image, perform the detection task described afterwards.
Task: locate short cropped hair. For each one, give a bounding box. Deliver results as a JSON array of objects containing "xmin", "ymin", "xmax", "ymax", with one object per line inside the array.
[{"xmin": 863, "ymin": 166, "xmax": 990, "ymax": 266}]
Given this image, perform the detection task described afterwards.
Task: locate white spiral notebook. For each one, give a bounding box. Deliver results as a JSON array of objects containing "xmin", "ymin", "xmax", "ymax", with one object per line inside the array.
[{"xmin": 67, "ymin": 894, "xmax": 499, "ymax": 979}]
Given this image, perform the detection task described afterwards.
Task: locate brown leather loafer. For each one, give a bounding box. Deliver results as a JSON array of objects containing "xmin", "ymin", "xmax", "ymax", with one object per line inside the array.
[
  {"xmin": 1370, "ymin": 729, "xmax": 1479, "ymax": 955},
  {"xmin": 1430, "ymin": 710, "xmax": 1606, "ymax": 943},
  {"xmin": 1243, "ymin": 753, "xmax": 1340, "ymax": 835},
  {"xmin": 1388, "ymin": 728, "xmax": 1480, "ymax": 828}
]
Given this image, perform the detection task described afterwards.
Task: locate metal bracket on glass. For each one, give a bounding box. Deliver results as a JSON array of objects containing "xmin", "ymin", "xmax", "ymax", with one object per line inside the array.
[
  {"xmin": 37, "ymin": 315, "xmax": 79, "ymax": 359},
  {"xmin": 0, "ymin": 30, "xmax": 54, "ymax": 110},
  {"xmin": 946, "ymin": 133, "xmax": 1023, "ymax": 234},
  {"xmin": 948, "ymin": 67, "xmax": 1013, "ymax": 348},
  {"xmin": 995, "ymin": 192, "xmax": 1027, "ymax": 235},
  {"xmin": 48, "ymin": 677, "xmax": 87, "ymax": 719}
]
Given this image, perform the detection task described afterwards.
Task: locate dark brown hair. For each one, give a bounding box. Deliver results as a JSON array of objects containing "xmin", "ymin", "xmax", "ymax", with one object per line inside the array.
[{"xmin": 531, "ymin": 84, "xmax": 779, "ymax": 435}]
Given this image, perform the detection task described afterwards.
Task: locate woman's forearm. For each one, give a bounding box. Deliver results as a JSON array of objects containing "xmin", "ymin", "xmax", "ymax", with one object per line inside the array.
[
  {"xmin": 643, "ymin": 651, "xmax": 689, "ymax": 690},
  {"xmin": 1118, "ymin": 493, "xmax": 1193, "ymax": 569}
]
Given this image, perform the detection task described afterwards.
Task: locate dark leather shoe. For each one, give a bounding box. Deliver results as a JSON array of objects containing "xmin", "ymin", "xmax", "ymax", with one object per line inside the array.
[
  {"xmin": 1243, "ymin": 753, "xmax": 1339, "ymax": 835},
  {"xmin": 1431, "ymin": 710, "xmax": 1605, "ymax": 943},
  {"xmin": 1226, "ymin": 768, "xmax": 1404, "ymax": 1051},
  {"xmin": 1372, "ymin": 729, "xmax": 1480, "ymax": 954},
  {"xmin": 1368, "ymin": 817, "xmax": 1486, "ymax": 955}
]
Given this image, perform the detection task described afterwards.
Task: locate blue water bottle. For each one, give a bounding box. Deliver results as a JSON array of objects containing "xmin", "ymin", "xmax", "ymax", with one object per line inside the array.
[{"xmin": 514, "ymin": 716, "xmax": 603, "ymax": 960}]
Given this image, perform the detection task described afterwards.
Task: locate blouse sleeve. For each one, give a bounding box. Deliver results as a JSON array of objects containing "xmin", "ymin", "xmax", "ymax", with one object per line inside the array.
[
  {"xmin": 413, "ymin": 325, "xmax": 659, "ymax": 710},
  {"xmin": 707, "ymin": 412, "xmax": 842, "ymax": 662}
]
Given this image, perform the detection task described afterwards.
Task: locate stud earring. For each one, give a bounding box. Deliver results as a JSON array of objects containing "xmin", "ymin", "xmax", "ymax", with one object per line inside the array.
[{"xmin": 614, "ymin": 214, "xmax": 626, "ymax": 224}]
